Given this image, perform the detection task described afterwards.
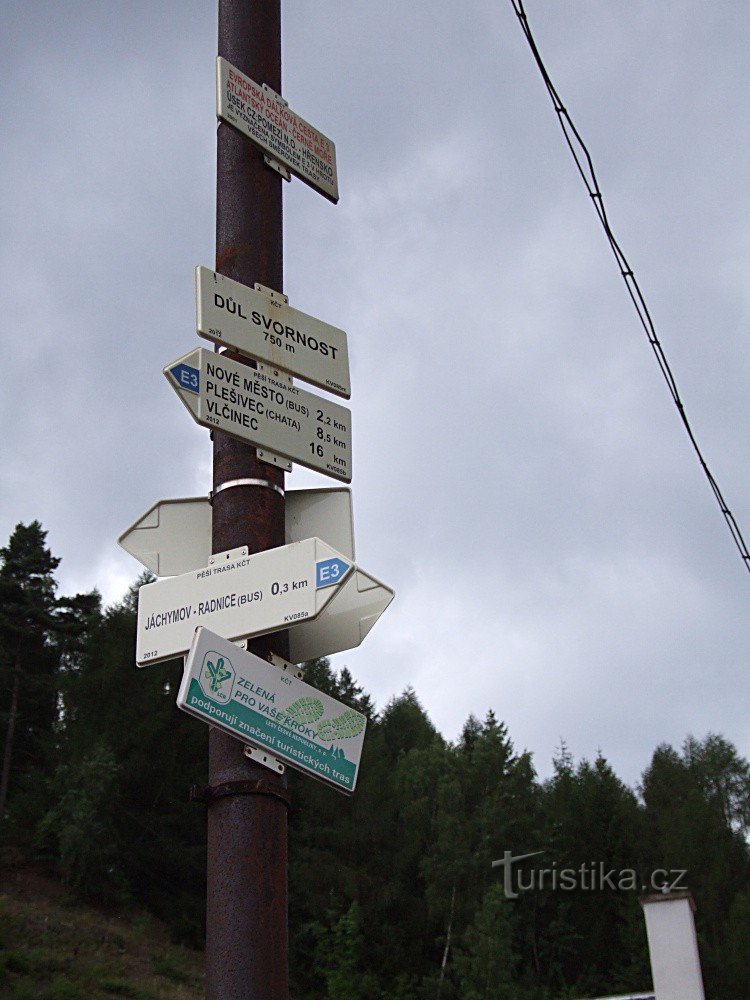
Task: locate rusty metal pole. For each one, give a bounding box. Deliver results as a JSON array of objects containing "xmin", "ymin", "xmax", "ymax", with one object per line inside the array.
[{"xmin": 207, "ymin": 1, "xmax": 288, "ymax": 996}]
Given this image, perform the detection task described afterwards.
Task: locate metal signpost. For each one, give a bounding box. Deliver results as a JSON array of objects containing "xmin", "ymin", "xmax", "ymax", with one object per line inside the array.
[
  {"xmin": 136, "ymin": 537, "xmax": 352, "ymax": 667},
  {"xmin": 178, "ymin": 628, "xmax": 367, "ymax": 794},
  {"xmin": 216, "ymin": 56, "xmax": 339, "ymax": 203},
  {"xmin": 196, "ymin": 266, "xmax": 351, "ymax": 398},
  {"xmin": 126, "ymin": 3, "xmax": 392, "ymax": 992},
  {"xmin": 165, "ymin": 347, "xmax": 352, "ymax": 482}
]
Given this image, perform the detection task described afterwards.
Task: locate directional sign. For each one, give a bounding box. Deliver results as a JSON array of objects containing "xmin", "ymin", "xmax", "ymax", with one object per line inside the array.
[
  {"xmin": 164, "ymin": 348, "xmax": 352, "ymax": 482},
  {"xmin": 288, "ymin": 566, "xmax": 394, "ymax": 664},
  {"xmin": 216, "ymin": 57, "xmax": 338, "ymax": 203},
  {"xmin": 196, "ymin": 267, "xmax": 350, "ymax": 398},
  {"xmin": 122, "ymin": 491, "xmax": 391, "ymax": 663},
  {"xmin": 118, "ymin": 488, "xmax": 355, "ymax": 578},
  {"xmin": 136, "ymin": 537, "xmax": 352, "ymax": 667},
  {"xmin": 286, "ymin": 488, "xmax": 354, "ymax": 562},
  {"xmin": 178, "ymin": 628, "xmax": 366, "ymax": 793},
  {"xmin": 119, "ymin": 497, "xmax": 211, "ymax": 578}
]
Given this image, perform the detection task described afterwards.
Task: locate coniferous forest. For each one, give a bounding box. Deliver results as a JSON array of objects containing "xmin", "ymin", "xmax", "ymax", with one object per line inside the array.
[{"xmin": 2, "ymin": 521, "xmax": 750, "ymax": 999}]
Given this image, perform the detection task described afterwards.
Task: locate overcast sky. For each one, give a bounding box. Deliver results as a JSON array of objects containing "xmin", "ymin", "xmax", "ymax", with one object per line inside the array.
[{"xmin": 2, "ymin": 1, "xmax": 748, "ymax": 786}]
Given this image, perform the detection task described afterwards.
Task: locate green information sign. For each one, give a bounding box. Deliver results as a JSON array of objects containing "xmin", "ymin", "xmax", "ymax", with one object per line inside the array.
[{"xmin": 177, "ymin": 627, "xmax": 366, "ymax": 794}]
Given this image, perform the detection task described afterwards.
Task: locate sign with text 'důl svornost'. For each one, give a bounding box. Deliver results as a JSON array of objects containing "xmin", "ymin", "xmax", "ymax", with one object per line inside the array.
[
  {"xmin": 196, "ymin": 267, "xmax": 350, "ymax": 399},
  {"xmin": 216, "ymin": 57, "xmax": 338, "ymax": 203},
  {"xmin": 136, "ymin": 537, "xmax": 352, "ymax": 667},
  {"xmin": 178, "ymin": 628, "xmax": 366, "ymax": 794},
  {"xmin": 164, "ymin": 348, "xmax": 352, "ymax": 483}
]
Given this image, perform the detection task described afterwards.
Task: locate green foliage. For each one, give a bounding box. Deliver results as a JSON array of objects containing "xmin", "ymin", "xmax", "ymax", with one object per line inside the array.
[
  {"xmin": 0, "ymin": 521, "xmax": 60, "ymax": 638},
  {"xmin": 36, "ymin": 743, "xmax": 126, "ymax": 901},
  {"xmin": 453, "ymin": 883, "xmax": 518, "ymax": 999},
  {"xmin": 0, "ymin": 949, "xmax": 34, "ymax": 979},
  {"xmin": 640, "ymin": 733, "xmax": 750, "ymax": 997},
  {"xmin": 41, "ymin": 978, "xmax": 87, "ymax": 1000},
  {"xmin": 0, "ymin": 874, "xmax": 204, "ymax": 997},
  {"xmin": 721, "ymin": 889, "xmax": 750, "ymax": 992},
  {"xmin": 150, "ymin": 952, "xmax": 190, "ymax": 983},
  {"xmin": 0, "ymin": 521, "xmax": 99, "ymax": 830},
  {"xmin": 2, "ymin": 523, "xmax": 750, "ymax": 998},
  {"xmin": 312, "ymin": 902, "xmax": 379, "ymax": 1000}
]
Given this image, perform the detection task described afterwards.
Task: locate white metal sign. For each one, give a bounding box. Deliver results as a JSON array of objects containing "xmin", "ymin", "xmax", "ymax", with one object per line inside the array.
[
  {"xmin": 122, "ymin": 491, "xmax": 392, "ymax": 663},
  {"xmin": 288, "ymin": 566, "xmax": 394, "ymax": 664},
  {"xmin": 196, "ymin": 267, "xmax": 350, "ymax": 398},
  {"xmin": 164, "ymin": 348, "xmax": 352, "ymax": 482},
  {"xmin": 136, "ymin": 537, "xmax": 352, "ymax": 667},
  {"xmin": 216, "ymin": 57, "xmax": 338, "ymax": 203},
  {"xmin": 118, "ymin": 488, "xmax": 354, "ymax": 578},
  {"xmin": 178, "ymin": 628, "xmax": 366, "ymax": 794},
  {"xmin": 119, "ymin": 497, "xmax": 211, "ymax": 578}
]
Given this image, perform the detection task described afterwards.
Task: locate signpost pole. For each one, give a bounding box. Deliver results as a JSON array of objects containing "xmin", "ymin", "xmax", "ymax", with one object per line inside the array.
[{"xmin": 208, "ymin": 2, "xmax": 288, "ymax": 997}]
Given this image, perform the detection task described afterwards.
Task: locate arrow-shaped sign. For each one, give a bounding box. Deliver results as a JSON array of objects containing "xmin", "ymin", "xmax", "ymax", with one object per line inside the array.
[
  {"xmin": 122, "ymin": 490, "xmax": 393, "ymax": 664},
  {"xmin": 118, "ymin": 488, "xmax": 354, "ymax": 578},
  {"xmin": 164, "ymin": 348, "xmax": 352, "ymax": 483},
  {"xmin": 136, "ymin": 537, "xmax": 354, "ymax": 667},
  {"xmin": 287, "ymin": 565, "xmax": 394, "ymax": 664}
]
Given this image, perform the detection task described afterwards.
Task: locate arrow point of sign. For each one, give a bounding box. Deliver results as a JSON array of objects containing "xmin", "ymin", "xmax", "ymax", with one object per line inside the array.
[
  {"xmin": 359, "ymin": 613, "xmax": 381, "ymax": 644},
  {"xmin": 167, "ymin": 362, "xmax": 200, "ymax": 395}
]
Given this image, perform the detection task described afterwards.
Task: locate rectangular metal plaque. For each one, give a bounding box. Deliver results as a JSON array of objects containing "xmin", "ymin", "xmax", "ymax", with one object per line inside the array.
[
  {"xmin": 216, "ymin": 57, "xmax": 338, "ymax": 203},
  {"xmin": 136, "ymin": 537, "xmax": 352, "ymax": 666},
  {"xmin": 196, "ymin": 267, "xmax": 350, "ymax": 398},
  {"xmin": 164, "ymin": 348, "xmax": 352, "ymax": 482},
  {"xmin": 178, "ymin": 628, "xmax": 366, "ymax": 793}
]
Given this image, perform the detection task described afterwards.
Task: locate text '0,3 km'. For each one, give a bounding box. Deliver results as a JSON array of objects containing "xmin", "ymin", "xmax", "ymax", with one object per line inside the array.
[
  {"xmin": 164, "ymin": 348, "xmax": 352, "ymax": 483},
  {"xmin": 136, "ymin": 538, "xmax": 353, "ymax": 667}
]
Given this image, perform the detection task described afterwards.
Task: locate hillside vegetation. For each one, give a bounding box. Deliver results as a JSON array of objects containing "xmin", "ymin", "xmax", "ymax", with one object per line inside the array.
[
  {"xmin": 3, "ymin": 521, "xmax": 750, "ymax": 998},
  {"xmin": 0, "ymin": 866, "xmax": 204, "ymax": 999}
]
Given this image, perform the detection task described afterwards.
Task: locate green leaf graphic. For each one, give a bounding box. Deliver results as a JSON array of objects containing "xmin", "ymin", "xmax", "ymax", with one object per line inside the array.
[
  {"xmin": 285, "ymin": 696, "xmax": 324, "ymax": 724},
  {"xmin": 316, "ymin": 720, "xmax": 338, "ymax": 743},
  {"xmin": 330, "ymin": 709, "xmax": 366, "ymax": 739},
  {"xmin": 316, "ymin": 709, "xmax": 365, "ymax": 742},
  {"xmin": 204, "ymin": 656, "xmax": 231, "ymax": 693}
]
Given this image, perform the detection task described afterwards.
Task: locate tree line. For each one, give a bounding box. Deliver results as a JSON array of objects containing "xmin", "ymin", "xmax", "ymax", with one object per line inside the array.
[{"xmin": 1, "ymin": 521, "xmax": 749, "ymax": 999}]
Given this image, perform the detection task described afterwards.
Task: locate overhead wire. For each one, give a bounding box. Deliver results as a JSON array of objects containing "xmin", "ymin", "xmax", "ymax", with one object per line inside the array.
[{"xmin": 509, "ymin": 0, "xmax": 750, "ymax": 576}]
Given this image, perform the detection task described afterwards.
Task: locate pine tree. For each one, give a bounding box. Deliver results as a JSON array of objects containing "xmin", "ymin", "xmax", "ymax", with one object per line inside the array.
[
  {"xmin": 42, "ymin": 576, "xmax": 207, "ymax": 940},
  {"xmin": 0, "ymin": 521, "xmax": 97, "ymax": 823},
  {"xmin": 453, "ymin": 883, "xmax": 518, "ymax": 1000},
  {"xmin": 537, "ymin": 748, "xmax": 646, "ymax": 995},
  {"xmin": 641, "ymin": 735, "xmax": 750, "ymax": 997}
]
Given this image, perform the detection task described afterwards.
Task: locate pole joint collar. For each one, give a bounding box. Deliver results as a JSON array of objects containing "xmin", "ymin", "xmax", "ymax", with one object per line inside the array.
[
  {"xmin": 190, "ymin": 779, "xmax": 290, "ymax": 809},
  {"xmin": 211, "ymin": 478, "xmax": 285, "ymax": 501}
]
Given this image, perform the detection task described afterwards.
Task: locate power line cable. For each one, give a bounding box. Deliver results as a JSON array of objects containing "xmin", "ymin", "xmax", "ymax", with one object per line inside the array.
[{"xmin": 509, "ymin": 0, "xmax": 750, "ymax": 576}]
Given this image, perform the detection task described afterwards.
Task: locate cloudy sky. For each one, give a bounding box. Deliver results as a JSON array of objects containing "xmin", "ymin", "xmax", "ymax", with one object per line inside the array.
[{"xmin": 2, "ymin": 1, "xmax": 748, "ymax": 785}]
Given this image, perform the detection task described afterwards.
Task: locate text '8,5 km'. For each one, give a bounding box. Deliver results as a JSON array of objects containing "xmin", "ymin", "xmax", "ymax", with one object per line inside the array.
[{"xmin": 164, "ymin": 348, "xmax": 352, "ymax": 483}]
